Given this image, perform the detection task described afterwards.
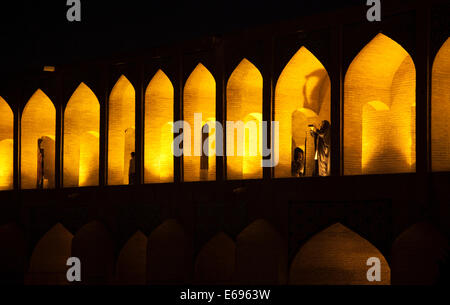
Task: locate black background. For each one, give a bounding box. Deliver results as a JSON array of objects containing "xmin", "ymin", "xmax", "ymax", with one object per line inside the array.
[{"xmin": 0, "ymin": 0, "xmax": 366, "ymax": 80}]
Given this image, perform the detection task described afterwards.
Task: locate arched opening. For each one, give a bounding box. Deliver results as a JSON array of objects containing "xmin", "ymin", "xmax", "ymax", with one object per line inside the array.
[
  {"xmin": 21, "ymin": 89, "xmax": 56, "ymax": 189},
  {"xmin": 147, "ymin": 219, "xmax": 191, "ymax": 284},
  {"xmin": 344, "ymin": 33, "xmax": 416, "ymax": 175},
  {"xmin": 274, "ymin": 47, "xmax": 331, "ymax": 178},
  {"xmin": 194, "ymin": 232, "xmax": 235, "ymax": 284},
  {"xmin": 144, "ymin": 70, "xmax": 174, "ymax": 183},
  {"xmin": 0, "ymin": 96, "xmax": 13, "ymax": 190},
  {"xmin": 183, "ymin": 63, "xmax": 216, "ymax": 182},
  {"xmin": 26, "ymin": 223, "xmax": 73, "ymax": 285},
  {"xmin": 108, "ymin": 75, "xmax": 136, "ymax": 185},
  {"xmin": 432, "ymin": 38, "xmax": 450, "ymax": 171},
  {"xmin": 226, "ymin": 59, "xmax": 263, "ymax": 180},
  {"xmin": 235, "ymin": 219, "xmax": 286, "ymax": 284},
  {"xmin": 116, "ymin": 231, "xmax": 147, "ymax": 285},
  {"xmin": 71, "ymin": 221, "xmax": 114, "ymax": 284},
  {"xmin": 289, "ymin": 223, "xmax": 390, "ymax": 285},
  {"xmin": 63, "ymin": 83, "xmax": 100, "ymax": 187}
]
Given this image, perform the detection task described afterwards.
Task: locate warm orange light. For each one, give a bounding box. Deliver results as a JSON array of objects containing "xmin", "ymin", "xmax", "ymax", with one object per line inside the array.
[
  {"xmin": 226, "ymin": 59, "xmax": 263, "ymax": 180},
  {"xmin": 108, "ymin": 75, "xmax": 136, "ymax": 185},
  {"xmin": 63, "ymin": 83, "xmax": 100, "ymax": 187},
  {"xmin": 344, "ymin": 33, "xmax": 416, "ymax": 175},
  {"xmin": 183, "ymin": 63, "xmax": 216, "ymax": 182},
  {"xmin": 432, "ymin": 38, "xmax": 450, "ymax": 172},
  {"xmin": 289, "ymin": 223, "xmax": 390, "ymax": 285},
  {"xmin": 27, "ymin": 223, "xmax": 73, "ymax": 285},
  {"xmin": 21, "ymin": 90, "xmax": 56, "ymax": 189},
  {"xmin": 0, "ymin": 96, "xmax": 13, "ymax": 190},
  {"xmin": 144, "ymin": 70, "xmax": 174, "ymax": 183},
  {"xmin": 274, "ymin": 47, "xmax": 331, "ymax": 177}
]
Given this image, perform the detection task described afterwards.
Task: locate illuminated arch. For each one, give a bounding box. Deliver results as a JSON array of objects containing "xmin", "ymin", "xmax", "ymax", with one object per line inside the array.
[
  {"xmin": 344, "ymin": 33, "xmax": 416, "ymax": 175},
  {"xmin": 21, "ymin": 89, "xmax": 56, "ymax": 189},
  {"xmin": 235, "ymin": 219, "xmax": 286, "ymax": 284},
  {"xmin": 108, "ymin": 75, "xmax": 136, "ymax": 185},
  {"xmin": 274, "ymin": 47, "xmax": 331, "ymax": 177},
  {"xmin": 289, "ymin": 223, "xmax": 390, "ymax": 285},
  {"xmin": 63, "ymin": 83, "xmax": 100, "ymax": 187},
  {"xmin": 194, "ymin": 232, "xmax": 235, "ymax": 284},
  {"xmin": 116, "ymin": 231, "xmax": 147, "ymax": 285},
  {"xmin": 26, "ymin": 223, "xmax": 73, "ymax": 285},
  {"xmin": 144, "ymin": 70, "xmax": 174, "ymax": 183},
  {"xmin": 72, "ymin": 221, "xmax": 114, "ymax": 284},
  {"xmin": 147, "ymin": 219, "xmax": 190, "ymax": 284},
  {"xmin": 432, "ymin": 38, "xmax": 450, "ymax": 171},
  {"xmin": 183, "ymin": 63, "xmax": 216, "ymax": 182},
  {"xmin": 0, "ymin": 96, "xmax": 13, "ymax": 190},
  {"xmin": 226, "ymin": 59, "xmax": 263, "ymax": 180}
]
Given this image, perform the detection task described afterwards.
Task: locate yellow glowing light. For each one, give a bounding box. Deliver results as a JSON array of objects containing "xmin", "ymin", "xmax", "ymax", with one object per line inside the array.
[
  {"xmin": 108, "ymin": 75, "xmax": 136, "ymax": 185},
  {"xmin": 344, "ymin": 33, "xmax": 416, "ymax": 175},
  {"xmin": 432, "ymin": 38, "xmax": 450, "ymax": 172},
  {"xmin": 226, "ymin": 59, "xmax": 263, "ymax": 180},
  {"xmin": 183, "ymin": 63, "xmax": 216, "ymax": 182},
  {"xmin": 63, "ymin": 83, "xmax": 100, "ymax": 187},
  {"xmin": 144, "ymin": 70, "xmax": 174, "ymax": 183},
  {"xmin": 274, "ymin": 47, "xmax": 331, "ymax": 178},
  {"xmin": 21, "ymin": 90, "xmax": 56, "ymax": 189},
  {"xmin": 0, "ymin": 96, "xmax": 13, "ymax": 190}
]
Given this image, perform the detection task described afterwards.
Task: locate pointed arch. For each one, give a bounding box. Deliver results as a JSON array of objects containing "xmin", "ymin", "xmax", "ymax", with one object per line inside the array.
[
  {"xmin": 344, "ymin": 33, "xmax": 416, "ymax": 175},
  {"xmin": 108, "ymin": 75, "xmax": 136, "ymax": 185},
  {"xmin": 274, "ymin": 47, "xmax": 331, "ymax": 178},
  {"xmin": 183, "ymin": 63, "xmax": 216, "ymax": 182},
  {"xmin": 21, "ymin": 89, "xmax": 56, "ymax": 189},
  {"xmin": 147, "ymin": 219, "xmax": 190, "ymax": 284},
  {"xmin": 63, "ymin": 83, "xmax": 100, "ymax": 187},
  {"xmin": 144, "ymin": 70, "xmax": 174, "ymax": 183},
  {"xmin": 235, "ymin": 219, "xmax": 287, "ymax": 284},
  {"xmin": 226, "ymin": 59, "xmax": 263, "ymax": 180},
  {"xmin": 194, "ymin": 232, "xmax": 235, "ymax": 284},
  {"xmin": 26, "ymin": 223, "xmax": 73, "ymax": 285},
  {"xmin": 432, "ymin": 38, "xmax": 450, "ymax": 171},
  {"xmin": 0, "ymin": 96, "xmax": 13, "ymax": 190},
  {"xmin": 116, "ymin": 231, "xmax": 147, "ymax": 285},
  {"xmin": 289, "ymin": 223, "xmax": 390, "ymax": 285},
  {"xmin": 71, "ymin": 221, "xmax": 114, "ymax": 284}
]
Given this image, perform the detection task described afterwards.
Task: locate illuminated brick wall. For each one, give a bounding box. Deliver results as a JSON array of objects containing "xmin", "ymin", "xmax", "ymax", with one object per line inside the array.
[
  {"xmin": 21, "ymin": 90, "xmax": 56, "ymax": 189},
  {"xmin": 183, "ymin": 63, "xmax": 216, "ymax": 182},
  {"xmin": 274, "ymin": 47, "xmax": 331, "ymax": 178},
  {"xmin": 226, "ymin": 59, "xmax": 263, "ymax": 180},
  {"xmin": 432, "ymin": 38, "xmax": 450, "ymax": 172},
  {"xmin": 144, "ymin": 70, "xmax": 174, "ymax": 183},
  {"xmin": 0, "ymin": 96, "xmax": 13, "ymax": 190},
  {"xmin": 344, "ymin": 34, "xmax": 416, "ymax": 175},
  {"xmin": 63, "ymin": 83, "xmax": 100, "ymax": 187},
  {"xmin": 289, "ymin": 223, "xmax": 390, "ymax": 285},
  {"xmin": 108, "ymin": 75, "xmax": 136, "ymax": 185}
]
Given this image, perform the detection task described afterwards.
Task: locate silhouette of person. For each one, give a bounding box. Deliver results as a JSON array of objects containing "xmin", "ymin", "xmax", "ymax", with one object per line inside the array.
[
  {"xmin": 310, "ymin": 120, "xmax": 331, "ymax": 177},
  {"xmin": 291, "ymin": 147, "xmax": 305, "ymax": 177},
  {"xmin": 37, "ymin": 138, "xmax": 44, "ymax": 189},
  {"xmin": 129, "ymin": 152, "xmax": 136, "ymax": 185}
]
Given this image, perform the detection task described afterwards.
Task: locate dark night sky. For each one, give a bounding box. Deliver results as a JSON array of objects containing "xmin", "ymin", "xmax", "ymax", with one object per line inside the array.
[{"xmin": 0, "ymin": 0, "xmax": 364, "ymax": 81}]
